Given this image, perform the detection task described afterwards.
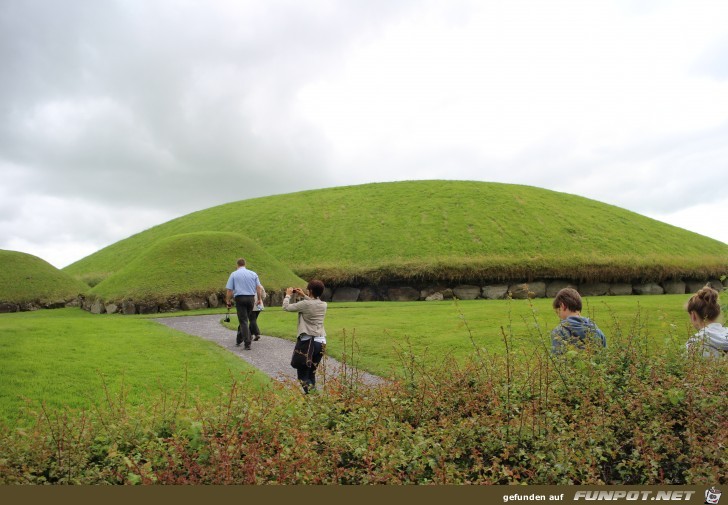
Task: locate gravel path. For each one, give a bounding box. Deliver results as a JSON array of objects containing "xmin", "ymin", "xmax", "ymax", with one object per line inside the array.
[{"xmin": 153, "ymin": 314, "xmax": 383, "ymax": 387}]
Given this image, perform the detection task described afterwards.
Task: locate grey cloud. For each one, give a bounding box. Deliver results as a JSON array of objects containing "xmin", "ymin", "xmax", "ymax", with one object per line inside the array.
[{"xmin": 0, "ymin": 0, "xmax": 413, "ymax": 214}]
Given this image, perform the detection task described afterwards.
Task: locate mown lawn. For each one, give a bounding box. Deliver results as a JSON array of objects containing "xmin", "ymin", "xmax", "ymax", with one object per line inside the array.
[{"xmin": 0, "ymin": 308, "xmax": 270, "ymax": 423}]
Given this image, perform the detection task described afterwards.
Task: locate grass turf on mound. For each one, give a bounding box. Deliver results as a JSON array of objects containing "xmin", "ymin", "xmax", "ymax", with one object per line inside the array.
[
  {"xmin": 64, "ymin": 180, "xmax": 728, "ymax": 286},
  {"xmin": 89, "ymin": 231, "xmax": 305, "ymax": 303},
  {"xmin": 0, "ymin": 250, "xmax": 89, "ymax": 305}
]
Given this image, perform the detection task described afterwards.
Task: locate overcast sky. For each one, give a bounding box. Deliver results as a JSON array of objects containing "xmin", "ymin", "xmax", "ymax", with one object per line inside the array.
[{"xmin": 2, "ymin": 0, "xmax": 727, "ymax": 269}]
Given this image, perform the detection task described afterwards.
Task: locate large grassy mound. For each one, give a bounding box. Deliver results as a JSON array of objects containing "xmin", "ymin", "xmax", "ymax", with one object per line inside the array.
[
  {"xmin": 89, "ymin": 231, "xmax": 305, "ymax": 303},
  {"xmin": 65, "ymin": 180, "xmax": 728, "ymax": 286},
  {"xmin": 0, "ymin": 250, "xmax": 89, "ymax": 308}
]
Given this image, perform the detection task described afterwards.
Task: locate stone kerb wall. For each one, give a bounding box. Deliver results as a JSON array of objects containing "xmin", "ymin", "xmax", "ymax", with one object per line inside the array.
[
  {"xmin": 68, "ymin": 277, "xmax": 727, "ymax": 314},
  {"xmin": 323, "ymin": 278, "xmax": 728, "ymax": 303},
  {"xmin": 80, "ymin": 289, "xmax": 289, "ymax": 315},
  {"xmin": 0, "ymin": 297, "xmax": 81, "ymax": 314}
]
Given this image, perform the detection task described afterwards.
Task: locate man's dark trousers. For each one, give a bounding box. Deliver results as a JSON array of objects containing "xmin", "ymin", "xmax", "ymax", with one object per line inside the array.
[{"xmin": 234, "ymin": 295, "xmax": 255, "ymax": 347}]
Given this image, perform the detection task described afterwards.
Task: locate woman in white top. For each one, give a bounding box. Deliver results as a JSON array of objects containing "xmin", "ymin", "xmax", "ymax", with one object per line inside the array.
[
  {"xmin": 685, "ymin": 285, "xmax": 728, "ymax": 358},
  {"xmin": 283, "ymin": 279, "xmax": 327, "ymax": 393}
]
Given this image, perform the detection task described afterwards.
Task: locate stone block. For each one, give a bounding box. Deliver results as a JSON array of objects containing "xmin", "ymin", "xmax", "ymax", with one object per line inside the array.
[
  {"xmin": 359, "ymin": 287, "xmax": 381, "ymax": 301},
  {"xmin": 122, "ymin": 300, "xmax": 137, "ymax": 315},
  {"xmin": 482, "ymin": 285, "xmax": 508, "ymax": 300},
  {"xmin": 137, "ymin": 303, "xmax": 159, "ymax": 314},
  {"xmin": 633, "ymin": 283, "xmax": 664, "ymax": 295},
  {"xmin": 420, "ymin": 285, "xmax": 448, "ymax": 299},
  {"xmin": 453, "ymin": 285, "xmax": 481, "ymax": 300},
  {"xmin": 546, "ymin": 280, "xmax": 578, "ymax": 298},
  {"xmin": 181, "ymin": 296, "xmax": 207, "ymax": 311},
  {"xmin": 0, "ymin": 302, "xmax": 18, "ymax": 313},
  {"xmin": 686, "ymin": 281, "xmax": 710, "ymax": 293},
  {"xmin": 332, "ymin": 287, "xmax": 360, "ymax": 302},
  {"xmin": 508, "ymin": 283, "xmax": 530, "ymax": 299},
  {"xmin": 104, "ymin": 303, "xmax": 119, "ymax": 314},
  {"xmin": 707, "ymin": 279, "xmax": 725, "ymax": 292},
  {"xmin": 321, "ymin": 288, "xmax": 333, "ymax": 302},
  {"xmin": 579, "ymin": 282, "xmax": 610, "ymax": 296},
  {"xmin": 528, "ymin": 281, "xmax": 547, "ymax": 298},
  {"xmin": 608, "ymin": 283, "xmax": 633, "ymax": 296},
  {"xmin": 90, "ymin": 299, "xmax": 106, "ymax": 314},
  {"xmin": 387, "ymin": 287, "xmax": 420, "ymax": 301},
  {"xmin": 661, "ymin": 280, "xmax": 686, "ymax": 295},
  {"xmin": 425, "ymin": 292, "xmax": 444, "ymax": 301}
]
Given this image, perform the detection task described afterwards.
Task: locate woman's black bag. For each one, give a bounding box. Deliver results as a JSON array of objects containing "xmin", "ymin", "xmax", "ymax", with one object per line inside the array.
[{"xmin": 291, "ymin": 335, "xmax": 315, "ymax": 369}]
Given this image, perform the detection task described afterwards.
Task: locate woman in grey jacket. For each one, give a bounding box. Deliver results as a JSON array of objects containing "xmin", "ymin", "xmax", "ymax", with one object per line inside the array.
[
  {"xmin": 283, "ymin": 280, "xmax": 327, "ymax": 393},
  {"xmin": 685, "ymin": 285, "xmax": 728, "ymax": 358}
]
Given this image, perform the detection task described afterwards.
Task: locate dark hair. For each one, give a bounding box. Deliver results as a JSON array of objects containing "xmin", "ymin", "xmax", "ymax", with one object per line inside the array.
[
  {"xmin": 307, "ymin": 279, "xmax": 325, "ymax": 298},
  {"xmin": 236, "ymin": 258, "xmax": 246, "ymax": 267},
  {"xmin": 552, "ymin": 287, "xmax": 582, "ymax": 312},
  {"xmin": 687, "ymin": 285, "xmax": 721, "ymax": 322}
]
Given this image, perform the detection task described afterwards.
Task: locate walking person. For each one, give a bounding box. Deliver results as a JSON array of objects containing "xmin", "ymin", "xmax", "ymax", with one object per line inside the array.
[
  {"xmin": 551, "ymin": 287, "xmax": 606, "ymax": 355},
  {"xmin": 225, "ymin": 258, "xmax": 264, "ymax": 350},
  {"xmin": 283, "ymin": 280, "xmax": 327, "ymax": 394},
  {"xmin": 685, "ymin": 285, "xmax": 728, "ymax": 358},
  {"xmin": 249, "ymin": 285, "xmax": 267, "ymax": 342}
]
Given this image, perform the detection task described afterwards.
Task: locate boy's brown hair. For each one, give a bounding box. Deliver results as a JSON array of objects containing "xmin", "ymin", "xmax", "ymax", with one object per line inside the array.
[{"xmin": 552, "ymin": 287, "xmax": 582, "ymax": 312}]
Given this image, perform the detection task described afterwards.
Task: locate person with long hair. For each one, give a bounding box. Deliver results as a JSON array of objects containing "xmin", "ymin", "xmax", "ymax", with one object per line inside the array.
[
  {"xmin": 685, "ymin": 285, "xmax": 728, "ymax": 358},
  {"xmin": 283, "ymin": 280, "xmax": 327, "ymax": 393}
]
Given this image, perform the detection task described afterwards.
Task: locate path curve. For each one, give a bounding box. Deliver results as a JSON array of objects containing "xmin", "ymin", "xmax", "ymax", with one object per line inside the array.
[{"xmin": 153, "ymin": 314, "xmax": 383, "ymax": 386}]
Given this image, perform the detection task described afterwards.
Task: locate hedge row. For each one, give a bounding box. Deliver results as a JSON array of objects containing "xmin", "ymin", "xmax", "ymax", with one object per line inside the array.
[{"xmin": 1, "ymin": 331, "xmax": 725, "ymax": 485}]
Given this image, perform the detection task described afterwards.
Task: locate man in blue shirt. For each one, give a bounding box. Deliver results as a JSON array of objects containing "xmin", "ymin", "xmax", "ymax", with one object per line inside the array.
[{"xmin": 225, "ymin": 258, "xmax": 264, "ymax": 350}]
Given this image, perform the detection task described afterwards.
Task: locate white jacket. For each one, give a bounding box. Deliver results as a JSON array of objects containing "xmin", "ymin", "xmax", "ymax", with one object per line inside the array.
[{"xmin": 686, "ymin": 322, "xmax": 728, "ymax": 358}]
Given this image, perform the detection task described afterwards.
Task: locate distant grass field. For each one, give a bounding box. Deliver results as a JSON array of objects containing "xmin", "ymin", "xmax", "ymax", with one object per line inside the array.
[
  {"xmin": 64, "ymin": 181, "xmax": 728, "ymax": 287},
  {"xmin": 0, "ymin": 309, "xmax": 270, "ymax": 424},
  {"xmin": 0, "ymin": 250, "xmax": 89, "ymax": 304},
  {"xmin": 89, "ymin": 231, "xmax": 305, "ymax": 302},
  {"xmin": 226, "ymin": 294, "xmax": 697, "ymax": 377}
]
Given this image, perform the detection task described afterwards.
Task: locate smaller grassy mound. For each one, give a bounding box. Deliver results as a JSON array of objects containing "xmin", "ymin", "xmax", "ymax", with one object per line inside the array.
[
  {"xmin": 89, "ymin": 231, "xmax": 305, "ymax": 303},
  {"xmin": 0, "ymin": 250, "xmax": 89, "ymax": 308}
]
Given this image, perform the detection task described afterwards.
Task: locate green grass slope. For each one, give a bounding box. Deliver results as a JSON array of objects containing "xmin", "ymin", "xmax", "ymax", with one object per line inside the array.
[
  {"xmin": 89, "ymin": 232, "xmax": 305, "ymax": 303},
  {"xmin": 0, "ymin": 250, "xmax": 89, "ymax": 307},
  {"xmin": 65, "ymin": 180, "xmax": 728, "ymax": 286}
]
